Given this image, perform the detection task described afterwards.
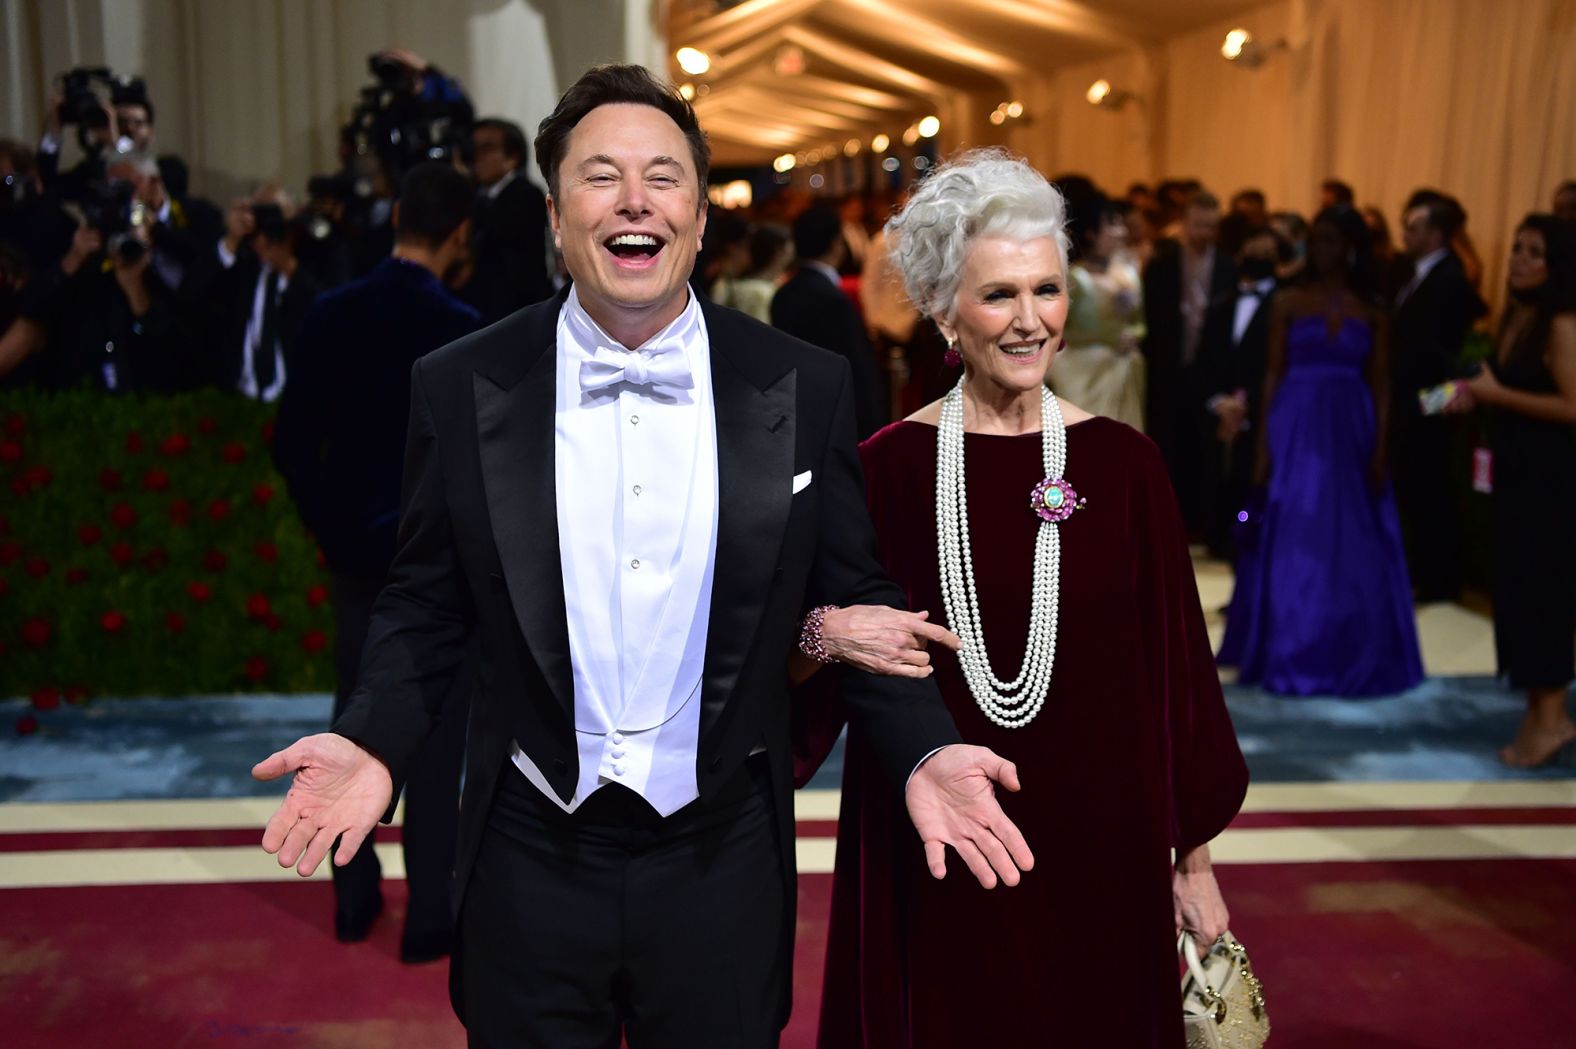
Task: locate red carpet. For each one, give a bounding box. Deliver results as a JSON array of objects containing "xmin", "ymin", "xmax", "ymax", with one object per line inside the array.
[{"xmin": 4, "ymin": 859, "xmax": 1576, "ymax": 1047}]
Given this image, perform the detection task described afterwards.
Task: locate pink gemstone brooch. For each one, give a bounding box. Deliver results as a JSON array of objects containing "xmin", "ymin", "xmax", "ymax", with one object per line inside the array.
[{"xmin": 1029, "ymin": 476, "xmax": 1086, "ymax": 523}]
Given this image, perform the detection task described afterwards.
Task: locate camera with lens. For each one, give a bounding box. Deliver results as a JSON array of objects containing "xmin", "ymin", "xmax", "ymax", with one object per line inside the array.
[
  {"xmin": 341, "ymin": 53, "xmax": 474, "ymax": 186},
  {"xmin": 57, "ymin": 67, "xmax": 115, "ymax": 128},
  {"xmin": 78, "ymin": 179, "xmax": 150, "ymax": 264}
]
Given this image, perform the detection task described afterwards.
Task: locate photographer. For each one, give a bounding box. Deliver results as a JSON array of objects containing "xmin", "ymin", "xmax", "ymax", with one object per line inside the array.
[
  {"xmin": 199, "ymin": 189, "xmax": 324, "ymax": 401},
  {"xmin": 37, "ymin": 70, "xmax": 153, "ymax": 202},
  {"xmin": 458, "ymin": 117, "xmax": 551, "ymax": 322},
  {"xmin": 0, "ymin": 139, "xmax": 72, "ymax": 383}
]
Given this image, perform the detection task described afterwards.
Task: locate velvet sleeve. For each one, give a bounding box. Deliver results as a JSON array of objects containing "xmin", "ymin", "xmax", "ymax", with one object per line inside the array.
[{"xmin": 1133, "ymin": 436, "xmax": 1248, "ymax": 854}]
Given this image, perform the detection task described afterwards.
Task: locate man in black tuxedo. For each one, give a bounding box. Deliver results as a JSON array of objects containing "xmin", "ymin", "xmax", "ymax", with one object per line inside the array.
[
  {"xmin": 255, "ymin": 65, "xmax": 1030, "ymax": 1048},
  {"xmin": 271, "ymin": 163, "xmax": 481, "ymax": 961},
  {"xmin": 1198, "ymin": 225, "xmax": 1282, "ymax": 557},
  {"xmin": 461, "ymin": 118, "xmax": 552, "ymax": 323},
  {"xmin": 203, "ymin": 197, "xmax": 323, "ymax": 400},
  {"xmin": 1389, "ymin": 196, "xmax": 1485, "ymax": 601},
  {"xmin": 770, "ymin": 204, "xmax": 886, "ymax": 437},
  {"xmin": 1143, "ymin": 189, "xmax": 1236, "ymax": 532}
]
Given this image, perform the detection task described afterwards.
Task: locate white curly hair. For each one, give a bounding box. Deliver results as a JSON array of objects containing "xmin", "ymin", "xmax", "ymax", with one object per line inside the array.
[{"xmin": 885, "ymin": 148, "xmax": 1071, "ymax": 322}]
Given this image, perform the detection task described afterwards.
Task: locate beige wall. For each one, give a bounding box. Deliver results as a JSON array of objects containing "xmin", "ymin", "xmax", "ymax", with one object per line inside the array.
[{"xmin": 0, "ymin": 0, "xmax": 664, "ymax": 204}]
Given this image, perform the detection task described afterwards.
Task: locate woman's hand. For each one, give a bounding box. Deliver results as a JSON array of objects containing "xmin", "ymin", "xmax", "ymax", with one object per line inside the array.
[
  {"xmin": 820, "ymin": 605, "xmax": 961, "ymax": 679},
  {"xmin": 1462, "ymin": 365, "xmax": 1502, "ymax": 407},
  {"xmin": 1174, "ymin": 846, "xmax": 1230, "ymax": 952}
]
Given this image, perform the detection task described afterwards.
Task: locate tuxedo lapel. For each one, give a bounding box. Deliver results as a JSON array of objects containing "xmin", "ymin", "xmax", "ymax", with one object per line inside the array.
[
  {"xmin": 473, "ymin": 295, "xmax": 574, "ymax": 720},
  {"xmin": 699, "ymin": 304, "xmax": 797, "ymax": 739}
]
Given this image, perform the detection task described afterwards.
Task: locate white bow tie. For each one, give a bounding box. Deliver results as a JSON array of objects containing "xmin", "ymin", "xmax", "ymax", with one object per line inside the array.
[{"xmin": 578, "ymin": 342, "xmax": 694, "ymax": 395}]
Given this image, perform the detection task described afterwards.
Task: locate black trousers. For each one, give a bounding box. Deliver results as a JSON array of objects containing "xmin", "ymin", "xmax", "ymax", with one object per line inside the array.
[
  {"xmin": 456, "ymin": 757, "xmax": 787, "ymax": 1049},
  {"xmin": 330, "ymin": 570, "xmax": 469, "ymax": 938},
  {"xmin": 1390, "ymin": 413, "xmax": 1460, "ymax": 601}
]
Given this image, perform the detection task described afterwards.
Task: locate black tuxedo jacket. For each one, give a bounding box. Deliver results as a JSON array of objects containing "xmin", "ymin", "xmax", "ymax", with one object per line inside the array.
[
  {"xmin": 333, "ymin": 289, "xmax": 959, "ymax": 979},
  {"xmin": 1142, "ymin": 239, "xmax": 1237, "ymax": 428},
  {"xmin": 462, "ymin": 173, "xmax": 552, "ymax": 324},
  {"xmin": 190, "ymin": 245, "xmax": 323, "ymax": 392},
  {"xmin": 770, "ymin": 268, "xmax": 885, "ymax": 438},
  {"xmin": 1198, "ymin": 282, "xmax": 1277, "ymax": 425},
  {"xmin": 1390, "ymin": 250, "xmax": 1485, "ymax": 409}
]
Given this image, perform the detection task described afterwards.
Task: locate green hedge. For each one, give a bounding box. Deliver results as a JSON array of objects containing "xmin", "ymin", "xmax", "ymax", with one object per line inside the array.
[{"xmin": 0, "ymin": 388, "xmax": 334, "ymax": 703}]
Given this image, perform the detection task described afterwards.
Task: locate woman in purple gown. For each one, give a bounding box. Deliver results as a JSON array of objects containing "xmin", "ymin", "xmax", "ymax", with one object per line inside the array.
[
  {"xmin": 792, "ymin": 151, "xmax": 1247, "ymax": 1049},
  {"xmin": 1218, "ymin": 205, "xmax": 1423, "ymax": 696}
]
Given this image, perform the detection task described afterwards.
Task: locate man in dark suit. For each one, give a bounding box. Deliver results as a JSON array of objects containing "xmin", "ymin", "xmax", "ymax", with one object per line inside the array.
[
  {"xmin": 770, "ymin": 204, "xmax": 885, "ymax": 437},
  {"xmin": 203, "ymin": 197, "xmax": 323, "ymax": 400},
  {"xmin": 1197, "ymin": 224, "xmax": 1282, "ymax": 557},
  {"xmin": 1143, "ymin": 189, "xmax": 1236, "ymax": 532},
  {"xmin": 1389, "ymin": 195, "xmax": 1485, "ymax": 601},
  {"xmin": 255, "ymin": 65, "xmax": 1029, "ymax": 1048},
  {"xmin": 270, "ymin": 163, "xmax": 480, "ymax": 960},
  {"xmin": 461, "ymin": 117, "xmax": 552, "ymax": 323}
]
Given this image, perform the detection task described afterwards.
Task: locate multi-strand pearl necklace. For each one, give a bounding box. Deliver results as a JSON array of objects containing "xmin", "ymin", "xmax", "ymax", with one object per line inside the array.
[{"xmin": 936, "ymin": 380, "xmax": 1082, "ymax": 728}]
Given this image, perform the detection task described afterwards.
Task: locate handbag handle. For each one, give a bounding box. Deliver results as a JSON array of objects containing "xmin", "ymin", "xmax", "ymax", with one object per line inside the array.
[{"xmin": 1178, "ymin": 931, "xmax": 1218, "ymax": 995}]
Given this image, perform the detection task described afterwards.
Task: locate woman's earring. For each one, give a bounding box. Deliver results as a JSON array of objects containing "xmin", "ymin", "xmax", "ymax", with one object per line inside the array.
[{"xmin": 943, "ymin": 338, "xmax": 961, "ymax": 368}]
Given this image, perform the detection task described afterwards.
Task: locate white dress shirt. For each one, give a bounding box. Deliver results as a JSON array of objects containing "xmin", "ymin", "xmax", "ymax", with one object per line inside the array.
[
  {"xmin": 1396, "ymin": 247, "xmax": 1449, "ymax": 308},
  {"xmin": 1231, "ymin": 277, "xmax": 1276, "ymax": 346},
  {"xmin": 216, "ymin": 241, "xmax": 288, "ymax": 402},
  {"xmin": 511, "ymin": 287, "xmax": 719, "ymax": 816}
]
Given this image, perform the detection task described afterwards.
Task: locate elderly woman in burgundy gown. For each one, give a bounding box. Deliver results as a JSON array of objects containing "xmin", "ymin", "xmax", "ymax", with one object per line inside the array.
[{"xmin": 792, "ymin": 150, "xmax": 1248, "ymax": 1048}]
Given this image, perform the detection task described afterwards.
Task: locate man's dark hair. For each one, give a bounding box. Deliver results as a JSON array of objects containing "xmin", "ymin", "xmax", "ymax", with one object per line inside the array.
[
  {"xmin": 533, "ymin": 64, "xmax": 709, "ymax": 201},
  {"xmin": 1232, "ymin": 188, "xmax": 1266, "ymax": 209},
  {"xmin": 112, "ymin": 82, "xmax": 154, "ymax": 126},
  {"xmin": 792, "ymin": 204, "xmax": 844, "ymax": 261},
  {"xmin": 1411, "ymin": 194, "xmax": 1466, "ymax": 239},
  {"xmin": 1321, "ymin": 178, "xmax": 1354, "ymax": 205},
  {"xmin": 474, "ymin": 117, "xmax": 528, "ymax": 166},
  {"xmin": 395, "ymin": 161, "xmax": 475, "ymax": 248},
  {"xmin": 1185, "ymin": 189, "xmax": 1220, "ymax": 212},
  {"xmin": 747, "ymin": 223, "xmax": 791, "ymax": 276}
]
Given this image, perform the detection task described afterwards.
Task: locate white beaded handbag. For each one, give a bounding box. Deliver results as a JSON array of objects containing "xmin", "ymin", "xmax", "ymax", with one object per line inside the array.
[{"xmin": 1180, "ymin": 931, "xmax": 1270, "ymax": 1049}]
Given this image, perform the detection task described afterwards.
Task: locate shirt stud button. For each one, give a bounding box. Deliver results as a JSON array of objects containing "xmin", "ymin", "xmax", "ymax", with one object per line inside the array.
[
  {"xmin": 633, "ymin": 484, "xmax": 642, "ymax": 495},
  {"xmin": 630, "ymin": 558, "xmax": 640, "ymax": 570},
  {"xmin": 613, "ymin": 764, "xmax": 626, "ymax": 776},
  {"xmin": 630, "ymin": 414, "xmax": 640, "ymax": 425}
]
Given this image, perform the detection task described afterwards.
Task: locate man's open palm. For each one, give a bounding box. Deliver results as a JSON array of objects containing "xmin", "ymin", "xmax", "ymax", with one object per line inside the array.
[
  {"xmin": 252, "ymin": 733, "xmax": 393, "ymax": 877},
  {"xmin": 905, "ymin": 744, "xmax": 1034, "ymax": 889}
]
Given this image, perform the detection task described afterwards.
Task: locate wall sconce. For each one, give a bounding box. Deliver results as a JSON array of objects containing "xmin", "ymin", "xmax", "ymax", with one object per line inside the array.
[
  {"xmin": 1221, "ymin": 28, "xmax": 1288, "ymax": 69},
  {"xmin": 1086, "ymin": 79, "xmax": 1138, "ymax": 110},
  {"xmin": 989, "ymin": 100, "xmax": 1026, "ymax": 126}
]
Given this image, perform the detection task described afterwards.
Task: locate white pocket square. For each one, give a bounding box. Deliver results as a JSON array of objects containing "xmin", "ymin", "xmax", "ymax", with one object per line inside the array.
[{"xmin": 792, "ymin": 470, "xmax": 813, "ymax": 494}]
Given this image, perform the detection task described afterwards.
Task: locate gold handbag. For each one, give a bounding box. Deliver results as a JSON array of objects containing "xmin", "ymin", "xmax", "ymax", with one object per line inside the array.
[{"xmin": 1179, "ymin": 931, "xmax": 1270, "ymax": 1049}]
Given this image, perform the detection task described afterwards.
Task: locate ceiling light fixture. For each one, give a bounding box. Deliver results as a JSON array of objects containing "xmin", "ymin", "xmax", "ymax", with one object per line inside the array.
[
  {"xmin": 1221, "ymin": 28, "xmax": 1288, "ymax": 69},
  {"xmin": 678, "ymin": 83, "xmax": 696, "ymax": 101},
  {"xmin": 773, "ymin": 153, "xmax": 796, "ymax": 173},
  {"xmin": 1086, "ymin": 79, "xmax": 1138, "ymax": 110},
  {"xmin": 871, "ymin": 133, "xmax": 890, "ymax": 153},
  {"xmin": 917, "ymin": 115, "xmax": 941, "ymax": 138},
  {"xmin": 843, "ymin": 138, "xmax": 861, "ymax": 157},
  {"xmin": 675, "ymin": 47, "xmax": 710, "ymax": 76}
]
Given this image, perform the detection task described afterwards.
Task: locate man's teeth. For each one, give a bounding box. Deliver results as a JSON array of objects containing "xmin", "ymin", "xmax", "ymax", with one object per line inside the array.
[{"xmin": 609, "ymin": 234, "xmax": 659, "ymax": 247}]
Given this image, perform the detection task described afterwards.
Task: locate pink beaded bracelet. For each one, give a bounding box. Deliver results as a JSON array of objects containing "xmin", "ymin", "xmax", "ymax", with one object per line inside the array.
[{"xmin": 798, "ymin": 605, "xmax": 839, "ymax": 664}]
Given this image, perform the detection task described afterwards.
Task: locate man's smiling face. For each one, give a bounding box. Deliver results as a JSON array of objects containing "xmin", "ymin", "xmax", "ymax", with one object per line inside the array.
[{"xmin": 549, "ymin": 103, "xmax": 706, "ymax": 342}]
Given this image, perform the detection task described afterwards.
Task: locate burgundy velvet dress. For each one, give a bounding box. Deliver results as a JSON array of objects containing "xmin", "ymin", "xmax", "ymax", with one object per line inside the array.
[{"xmin": 795, "ymin": 417, "xmax": 1248, "ymax": 1049}]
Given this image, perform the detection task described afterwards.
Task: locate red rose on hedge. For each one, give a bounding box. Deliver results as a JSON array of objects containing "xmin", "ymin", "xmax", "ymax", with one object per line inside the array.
[
  {"xmin": 306, "ymin": 583, "xmax": 328, "ymax": 608},
  {"xmin": 315, "ymin": 549, "xmax": 326, "ymax": 568},
  {"xmin": 65, "ymin": 684, "xmax": 89, "ymax": 705},
  {"xmin": 202, "ymin": 549, "xmax": 228, "ymax": 572},
  {"xmin": 301, "ymin": 629, "xmax": 328, "ymax": 653},
  {"xmin": 187, "ymin": 580, "xmax": 213, "ymax": 603},
  {"xmin": 3, "ymin": 415, "xmax": 23, "ymax": 437},
  {"xmin": 246, "ymin": 593, "xmax": 272, "ymax": 619},
  {"xmin": 159, "ymin": 433, "xmax": 190, "ymax": 456},
  {"xmin": 65, "ymin": 567, "xmax": 89, "ymax": 585},
  {"xmin": 31, "ymin": 687, "xmax": 60, "ymax": 711},
  {"xmin": 244, "ymin": 656, "xmax": 269, "ymax": 681},
  {"xmin": 142, "ymin": 468, "xmax": 170, "ymax": 492},
  {"xmin": 264, "ymin": 613, "xmax": 282, "ymax": 632},
  {"xmin": 254, "ymin": 541, "xmax": 278, "ymax": 563},
  {"xmin": 222, "ymin": 441, "xmax": 247, "ymax": 464},
  {"xmin": 142, "ymin": 548, "xmax": 170, "ymax": 572},
  {"xmin": 0, "ymin": 440, "xmax": 21, "ymax": 463},
  {"xmin": 16, "ymin": 714, "xmax": 38, "ymax": 736},
  {"xmin": 0, "ymin": 540, "xmax": 21, "ymax": 564},
  {"xmin": 126, "ymin": 430, "xmax": 145, "ymax": 453},
  {"xmin": 22, "ymin": 618, "xmax": 52, "ymax": 647},
  {"xmin": 168, "ymin": 498, "xmax": 193, "ymax": 526},
  {"xmin": 261, "ymin": 419, "xmax": 276, "ymax": 445},
  {"xmin": 99, "ymin": 468, "xmax": 122, "ymax": 492},
  {"xmin": 198, "ymin": 416, "xmax": 218, "ymax": 435},
  {"xmin": 208, "ymin": 498, "xmax": 232, "ymax": 522},
  {"xmin": 23, "ymin": 465, "xmax": 52, "ymax": 489},
  {"xmin": 165, "ymin": 611, "xmax": 187, "ymax": 633},
  {"xmin": 252, "ymin": 482, "xmax": 275, "ymax": 506},
  {"xmin": 23, "ymin": 557, "xmax": 48, "ymax": 578},
  {"xmin": 78, "ymin": 523, "xmax": 103, "ymax": 546},
  {"xmin": 9, "ymin": 476, "xmax": 28, "ymax": 497},
  {"xmin": 101, "ymin": 610, "xmax": 127, "ymax": 633},
  {"xmin": 110, "ymin": 503, "xmax": 137, "ymax": 529},
  {"xmin": 109, "ymin": 541, "xmax": 134, "ymax": 567}
]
